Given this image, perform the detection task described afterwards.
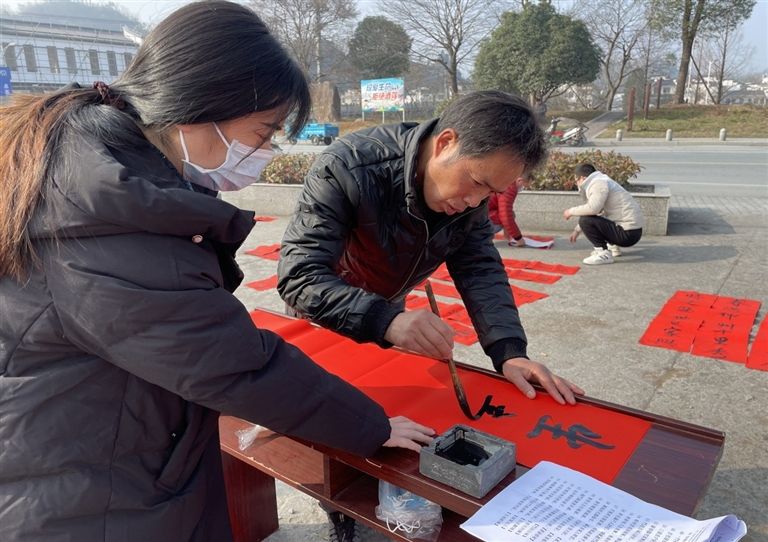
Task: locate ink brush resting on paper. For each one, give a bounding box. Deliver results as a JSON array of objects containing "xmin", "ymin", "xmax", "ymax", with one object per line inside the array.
[{"xmin": 423, "ymin": 280, "xmax": 480, "ymax": 421}]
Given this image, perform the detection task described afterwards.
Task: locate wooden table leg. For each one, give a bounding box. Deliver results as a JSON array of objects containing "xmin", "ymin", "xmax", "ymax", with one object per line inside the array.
[{"xmin": 222, "ymin": 450, "xmax": 279, "ymax": 542}]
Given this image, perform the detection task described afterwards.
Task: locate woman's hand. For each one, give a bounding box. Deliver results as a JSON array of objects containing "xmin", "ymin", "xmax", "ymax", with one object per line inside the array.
[{"xmin": 383, "ymin": 416, "xmax": 435, "ymax": 452}]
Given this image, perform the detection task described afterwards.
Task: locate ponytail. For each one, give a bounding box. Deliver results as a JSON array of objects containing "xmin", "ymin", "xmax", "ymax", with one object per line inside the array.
[{"xmin": 0, "ymin": 87, "xmax": 118, "ymax": 280}]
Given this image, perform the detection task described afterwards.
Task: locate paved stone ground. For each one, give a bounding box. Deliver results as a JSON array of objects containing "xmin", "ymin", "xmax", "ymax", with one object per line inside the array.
[{"xmin": 226, "ymin": 193, "xmax": 768, "ymax": 542}]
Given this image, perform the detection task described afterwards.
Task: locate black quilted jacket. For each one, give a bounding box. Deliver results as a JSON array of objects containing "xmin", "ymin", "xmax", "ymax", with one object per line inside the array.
[{"xmin": 278, "ymin": 120, "xmax": 528, "ymax": 370}]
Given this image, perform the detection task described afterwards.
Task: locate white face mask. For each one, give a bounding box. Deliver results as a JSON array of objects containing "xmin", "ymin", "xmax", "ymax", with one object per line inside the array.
[{"xmin": 180, "ymin": 123, "xmax": 274, "ymax": 191}]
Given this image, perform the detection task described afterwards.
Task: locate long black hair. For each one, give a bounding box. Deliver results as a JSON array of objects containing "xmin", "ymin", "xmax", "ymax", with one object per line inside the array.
[{"xmin": 0, "ymin": 0, "xmax": 311, "ymax": 279}]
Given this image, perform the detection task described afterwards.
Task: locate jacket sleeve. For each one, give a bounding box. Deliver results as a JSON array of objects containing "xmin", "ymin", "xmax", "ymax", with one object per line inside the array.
[
  {"xmin": 445, "ymin": 213, "xmax": 528, "ymax": 372},
  {"xmin": 567, "ymin": 180, "xmax": 608, "ymax": 217},
  {"xmin": 277, "ymin": 154, "xmax": 403, "ymax": 344},
  {"xmin": 46, "ymin": 235, "xmax": 391, "ymax": 458},
  {"xmin": 497, "ymin": 185, "xmax": 522, "ymax": 240}
]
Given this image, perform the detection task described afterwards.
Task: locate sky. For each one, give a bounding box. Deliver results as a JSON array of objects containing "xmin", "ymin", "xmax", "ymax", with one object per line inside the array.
[{"xmin": 3, "ymin": 0, "xmax": 767, "ymax": 74}]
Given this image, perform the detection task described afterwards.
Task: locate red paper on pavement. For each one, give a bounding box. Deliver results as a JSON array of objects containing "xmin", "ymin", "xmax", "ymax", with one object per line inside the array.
[
  {"xmin": 505, "ymin": 268, "xmax": 561, "ymax": 284},
  {"xmin": 639, "ymin": 298, "xmax": 709, "ymax": 352},
  {"xmin": 502, "ymin": 258, "xmax": 580, "ymax": 275},
  {"xmin": 415, "ymin": 281, "xmax": 548, "ymax": 307},
  {"xmin": 448, "ymin": 320, "xmax": 478, "ymax": 345},
  {"xmin": 511, "ymin": 285, "xmax": 549, "ymax": 305},
  {"xmin": 245, "ymin": 275, "xmax": 278, "ymax": 291},
  {"xmin": 254, "ymin": 215, "xmax": 277, "ymax": 222},
  {"xmin": 245, "ymin": 243, "xmax": 281, "ymax": 260},
  {"xmin": 691, "ymin": 297, "xmax": 760, "ymax": 363},
  {"xmin": 746, "ymin": 315, "xmax": 768, "ymax": 371},
  {"xmin": 430, "ymin": 264, "xmax": 452, "ymax": 282},
  {"xmin": 249, "ymin": 309, "xmax": 650, "ymax": 484},
  {"xmin": 640, "ymin": 291, "xmax": 762, "ymax": 365}
]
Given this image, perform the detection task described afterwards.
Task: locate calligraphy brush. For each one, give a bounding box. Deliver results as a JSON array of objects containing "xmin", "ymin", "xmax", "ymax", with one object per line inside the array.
[{"xmin": 423, "ymin": 280, "xmax": 480, "ymax": 420}]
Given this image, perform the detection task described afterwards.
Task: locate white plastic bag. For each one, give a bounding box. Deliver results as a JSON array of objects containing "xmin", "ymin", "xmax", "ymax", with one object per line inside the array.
[
  {"xmin": 374, "ymin": 480, "xmax": 442, "ymax": 540},
  {"xmin": 235, "ymin": 424, "xmax": 266, "ymax": 451}
]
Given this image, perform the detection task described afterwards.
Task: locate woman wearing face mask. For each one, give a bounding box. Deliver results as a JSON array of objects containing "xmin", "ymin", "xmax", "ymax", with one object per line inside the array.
[{"xmin": 0, "ymin": 2, "xmax": 434, "ymax": 541}]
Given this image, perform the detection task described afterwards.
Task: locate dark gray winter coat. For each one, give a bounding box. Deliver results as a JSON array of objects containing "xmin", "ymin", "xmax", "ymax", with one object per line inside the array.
[
  {"xmin": 278, "ymin": 120, "xmax": 528, "ymax": 371},
  {"xmin": 0, "ymin": 131, "xmax": 390, "ymax": 541}
]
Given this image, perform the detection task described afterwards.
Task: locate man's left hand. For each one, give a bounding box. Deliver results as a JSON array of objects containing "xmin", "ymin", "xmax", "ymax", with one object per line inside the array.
[{"xmin": 501, "ymin": 358, "xmax": 584, "ymax": 405}]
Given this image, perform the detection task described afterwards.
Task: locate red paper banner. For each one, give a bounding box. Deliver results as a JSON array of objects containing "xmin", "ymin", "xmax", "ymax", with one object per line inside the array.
[
  {"xmin": 502, "ymin": 258, "xmax": 580, "ymax": 275},
  {"xmin": 415, "ymin": 281, "xmax": 548, "ymax": 307},
  {"xmin": 640, "ymin": 291, "xmax": 762, "ymax": 365},
  {"xmin": 246, "ymin": 275, "xmax": 278, "ymax": 291},
  {"xmin": 245, "ymin": 243, "xmax": 281, "ymax": 260},
  {"xmin": 249, "ymin": 309, "xmax": 651, "ymax": 484},
  {"xmin": 746, "ymin": 315, "xmax": 768, "ymax": 371},
  {"xmin": 254, "ymin": 215, "xmax": 277, "ymax": 222},
  {"xmin": 505, "ymin": 268, "xmax": 561, "ymax": 284}
]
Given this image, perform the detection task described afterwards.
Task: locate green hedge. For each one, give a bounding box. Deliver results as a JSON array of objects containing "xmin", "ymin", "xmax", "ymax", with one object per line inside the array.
[
  {"xmin": 259, "ymin": 149, "xmax": 643, "ymax": 191},
  {"xmin": 528, "ymin": 149, "xmax": 642, "ymax": 191}
]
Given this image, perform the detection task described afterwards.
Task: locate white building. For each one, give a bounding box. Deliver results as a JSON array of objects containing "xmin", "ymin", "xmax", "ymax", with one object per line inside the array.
[{"xmin": 1, "ymin": 2, "xmax": 142, "ymax": 95}]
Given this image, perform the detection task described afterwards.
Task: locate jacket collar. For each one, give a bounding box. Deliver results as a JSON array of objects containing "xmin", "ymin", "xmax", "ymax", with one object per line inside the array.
[{"xmin": 402, "ymin": 118, "xmax": 438, "ymax": 218}]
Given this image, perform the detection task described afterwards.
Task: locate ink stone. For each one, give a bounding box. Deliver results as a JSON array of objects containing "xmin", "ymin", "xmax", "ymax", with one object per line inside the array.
[{"xmin": 419, "ymin": 424, "xmax": 516, "ymax": 499}]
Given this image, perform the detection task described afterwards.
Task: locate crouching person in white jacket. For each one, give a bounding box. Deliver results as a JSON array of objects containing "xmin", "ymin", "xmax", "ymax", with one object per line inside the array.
[{"xmin": 564, "ymin": 163, "xmax": 645, "ymax": 265}]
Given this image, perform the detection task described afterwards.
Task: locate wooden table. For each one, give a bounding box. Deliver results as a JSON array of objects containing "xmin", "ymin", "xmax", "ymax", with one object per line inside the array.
[{"xmin": 220, "ymin": 362, "xmax": 725, "ymax": 542}]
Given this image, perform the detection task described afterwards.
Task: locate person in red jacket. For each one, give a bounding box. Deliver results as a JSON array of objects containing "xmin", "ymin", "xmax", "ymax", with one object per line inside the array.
[{"xmin": 488, "ymin": 176, "xmax": 528, "ymax": 247}]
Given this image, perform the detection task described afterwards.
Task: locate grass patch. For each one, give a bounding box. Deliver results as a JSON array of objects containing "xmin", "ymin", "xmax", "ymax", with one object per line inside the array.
[
  {"xmin": 548, "ymin": 110, "xmax": 604, "ymax": 123},
  {"xmin": 597, "ymin": 104, "xmax": 768, "ymax": 138}
]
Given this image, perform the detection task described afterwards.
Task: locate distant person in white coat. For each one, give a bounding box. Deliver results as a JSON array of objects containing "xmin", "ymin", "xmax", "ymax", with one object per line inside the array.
[{"xmin": 564, "ymin": 163, "xmax": 644, "ymax": 265}]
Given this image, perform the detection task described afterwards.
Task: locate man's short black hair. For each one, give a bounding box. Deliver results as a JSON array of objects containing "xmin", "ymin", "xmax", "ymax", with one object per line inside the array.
[
  {"xmin": 575, "ymin": 163, "xmax": 597, "ymax": 177},
  {"xmin": 435, "ymin": 90, "xmax": 547, "ymax": 173}
]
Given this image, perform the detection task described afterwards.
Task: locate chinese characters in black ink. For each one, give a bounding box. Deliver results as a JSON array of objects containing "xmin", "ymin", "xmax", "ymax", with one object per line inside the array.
[
  {"xmin": 527, "ymin": 415, "xmax": 615, "ymax": 450},
  {"xmin": 474, "ymin": 395, "xmax": 516, "ymax": 419}
]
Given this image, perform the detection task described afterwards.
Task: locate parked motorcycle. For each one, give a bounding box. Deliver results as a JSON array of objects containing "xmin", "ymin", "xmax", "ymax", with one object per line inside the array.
[{"xmin": 546, "ymin": 117, "xmax": 588, "ymax": 147}]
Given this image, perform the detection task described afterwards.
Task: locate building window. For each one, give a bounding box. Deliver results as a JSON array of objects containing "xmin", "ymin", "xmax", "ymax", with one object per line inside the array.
[
  {"xmin": 123, "ymin": 52, "xmax": 134, "ymax": 69},
  {"xmin": 47, "ymin": 46, "xmax": 60, "ymax": 74},
  {"xmin": 2, "ymin": 43, "xmax": 18, "ymax": 71},
  {"xmin": 64, "ymin": 48, "xmax": 77, "ymax": 74},
  {"xmin": 23, "ymin": 45, "xmax": 37, "ymax": 72},
  {"xmin": 89, "ymin": 49, "xmax": 100, "ymax": 75},
  {"xmin": 106, "ymin": 51, "xmax": 118, "ymax": 76}
]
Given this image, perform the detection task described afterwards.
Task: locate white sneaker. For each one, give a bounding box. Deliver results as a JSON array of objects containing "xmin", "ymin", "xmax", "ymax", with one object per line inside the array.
[
  {"xmin": 607, "ymin": 243, "xmax": 622, "ymax": 257},
  {"xmin": 583, "ymin": 248, "xmax": 614, "ymax": 265}
]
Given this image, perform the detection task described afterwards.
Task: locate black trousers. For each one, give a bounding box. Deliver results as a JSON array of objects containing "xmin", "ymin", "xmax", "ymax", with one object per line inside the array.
[{"xmin": 579, "ymin": 216, "xmax": 642, "ymax": 249}]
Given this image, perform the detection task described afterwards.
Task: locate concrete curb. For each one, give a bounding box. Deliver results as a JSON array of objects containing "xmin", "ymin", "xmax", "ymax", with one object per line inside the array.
[{"xmin": 223, "ymin": 184, "xmax": 673, "ymax": 236}]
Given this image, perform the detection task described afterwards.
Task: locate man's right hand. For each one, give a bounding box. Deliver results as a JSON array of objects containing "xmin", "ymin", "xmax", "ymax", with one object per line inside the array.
[{"xmin": 384, "ymin": 310, "xmax": 455, "ymax": 360}]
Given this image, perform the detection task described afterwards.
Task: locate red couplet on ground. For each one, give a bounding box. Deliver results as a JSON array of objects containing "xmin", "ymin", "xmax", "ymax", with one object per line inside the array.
[
  {"xmin": 640, "ymin": 290, "xmax": 763, "ymax": 366},
  {"xmin": 245, "ymin": 243, "xmax": 281, "ymax": 260}
]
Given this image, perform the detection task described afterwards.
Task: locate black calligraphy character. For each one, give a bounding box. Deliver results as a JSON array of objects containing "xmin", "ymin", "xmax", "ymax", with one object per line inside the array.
[
  {"xmin": 713, "ymin": 336, "xmax": 729, "ymax": 345},
  {"xmin": 527, "ymin": 415, "xmax": 615, "ymax": 450},
  {"xmin": 474, "ymin": 395, "xmax": 516, "ymax": 418}
]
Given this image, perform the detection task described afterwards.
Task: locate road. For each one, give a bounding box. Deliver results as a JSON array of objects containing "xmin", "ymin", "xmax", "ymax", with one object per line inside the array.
[
  {"xmin": 281, "ymin": 141, "xmax": 768, "ymax": 198},
  {"xmin": 565, "ymin": 144, "xmax": 768, "ymax": 198}
]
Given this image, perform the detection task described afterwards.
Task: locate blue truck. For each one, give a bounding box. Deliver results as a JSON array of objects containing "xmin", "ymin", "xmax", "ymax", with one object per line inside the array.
[{"xmin": 287, "ymin": 122, "xmax": 340, "ymax": 145}]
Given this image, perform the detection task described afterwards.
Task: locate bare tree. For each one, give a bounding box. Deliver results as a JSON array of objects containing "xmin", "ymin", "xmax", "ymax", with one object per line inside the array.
[
  {"xmin": 384, "ymin": 0, "xmax": 504, "ymax": 97},
  {"xmin": 655, "ymin": 0, "xmax": 755, "ymax": 104},
  {"xmin": 574, "ymin": 0, "xmax": 646, "ymax": 111},
  {"xmin": 250, "ymin": 0, "xmax": 357, "ymax": 81},
  {"xmin": 705, "ymin": 14, "xmax": 754, "ymax": 102}
]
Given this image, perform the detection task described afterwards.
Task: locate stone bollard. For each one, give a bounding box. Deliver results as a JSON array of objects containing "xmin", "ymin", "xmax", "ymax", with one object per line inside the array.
[
  {"xmin": 665, "ymin": 129, "xmax": 673, "ymax": 142},
  {"xmin": 719, "ymin": 128, "xmax": 727, "ymax": 142},
  {"xmin": 616, "ymin": 129, "xmax": 623, "ymax": 141}
]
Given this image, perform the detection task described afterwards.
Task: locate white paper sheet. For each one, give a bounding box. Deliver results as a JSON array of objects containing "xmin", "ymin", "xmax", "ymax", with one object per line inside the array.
[
  {"xmin": 461, "ymin": 461, "xmax": 746, "ymax": 542},
  {"xmin": 522, "ymin": 237, "xmax": 554, "ymax": 249}
]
